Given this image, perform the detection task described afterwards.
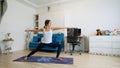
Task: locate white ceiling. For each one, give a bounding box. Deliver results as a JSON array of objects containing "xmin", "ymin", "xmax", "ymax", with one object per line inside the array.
[{"xmin": 16, "ymin": 0, "xmax": 72, "ymax": 9}]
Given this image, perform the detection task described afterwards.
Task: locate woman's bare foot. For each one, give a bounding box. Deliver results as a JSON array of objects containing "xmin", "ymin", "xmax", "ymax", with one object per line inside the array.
[
  {"xmin": 23, "ymin": 56, "xmax": 28, "ymax": 61},
  {"xmin": 56, "ymin": 57, "xmax": 62, "ymax": 60}
]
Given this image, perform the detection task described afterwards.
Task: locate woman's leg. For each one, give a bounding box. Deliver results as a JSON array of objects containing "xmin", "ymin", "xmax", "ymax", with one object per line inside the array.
[
  {"xmin": 49, "ymin": 43, "xmax": 63, "ymax": 59},
  {"xmin": 56, "ymin": 44, "xmax": 63, "ymax": 58},
  {"xmin": 24, "ymin": 43, "xmax": 44, "ymax": 60}
]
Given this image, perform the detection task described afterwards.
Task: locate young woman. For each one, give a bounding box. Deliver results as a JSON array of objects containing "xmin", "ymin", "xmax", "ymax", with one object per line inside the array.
[{"xmin": 24, "ymin": 19, "xmax": 68, "ymax": 60}]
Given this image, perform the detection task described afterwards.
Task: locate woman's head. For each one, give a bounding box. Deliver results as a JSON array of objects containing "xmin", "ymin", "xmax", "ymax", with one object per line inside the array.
[{"xmin": 44, "ymin": 19, "xmax": 51, "ymax": 28}]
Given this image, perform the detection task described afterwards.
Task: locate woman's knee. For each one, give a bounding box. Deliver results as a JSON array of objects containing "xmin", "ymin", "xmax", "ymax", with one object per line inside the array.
[
  {"xmin": 58, "ymin": 44, "xmax": 63, "ymax": 48},
  {"xmin": 36, "ymin": 44, "xmax": 44, "ymax": 50}
]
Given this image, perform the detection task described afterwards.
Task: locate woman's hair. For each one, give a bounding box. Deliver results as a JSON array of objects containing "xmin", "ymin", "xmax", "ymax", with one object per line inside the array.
[{"xmin": 44, "ymin": 19, "xmax": 51, "ymax": 28}]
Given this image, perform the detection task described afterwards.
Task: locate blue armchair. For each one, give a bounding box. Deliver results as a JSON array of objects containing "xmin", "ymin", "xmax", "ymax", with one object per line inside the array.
[{"xmin": 29, "ymin": 33, "xmax": 64, "ymax": 51}]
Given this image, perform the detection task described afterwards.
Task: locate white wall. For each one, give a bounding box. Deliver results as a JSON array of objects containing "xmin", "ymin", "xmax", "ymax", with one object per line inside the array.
[
  {"xmin": 63, "ymin": 0, "xmax": 120, "ymax": 36},
  {"xmin": 0, "ymin": 0, "xmax": 36, "ymax": 53},
  {"xmin": 38, "ymin": 0, "xmax": 120, "ymax": 36}
]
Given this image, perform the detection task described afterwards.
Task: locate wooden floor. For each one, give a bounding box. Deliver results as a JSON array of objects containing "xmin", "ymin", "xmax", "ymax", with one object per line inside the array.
[{"xmin": 0, "ymin": 50, "xmax": 120, "ymax": 68}]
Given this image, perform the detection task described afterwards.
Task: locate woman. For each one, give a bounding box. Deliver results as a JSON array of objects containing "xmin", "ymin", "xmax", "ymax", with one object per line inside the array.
[{"xmin": 24, "ymin": 19, "xmax": 68, "ymax": 60}]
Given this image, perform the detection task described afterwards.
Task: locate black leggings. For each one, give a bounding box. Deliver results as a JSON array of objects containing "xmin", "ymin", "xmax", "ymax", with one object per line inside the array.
[{"xmin": 27, "ymin": 43, "xmax": 63, "ymax": 58}]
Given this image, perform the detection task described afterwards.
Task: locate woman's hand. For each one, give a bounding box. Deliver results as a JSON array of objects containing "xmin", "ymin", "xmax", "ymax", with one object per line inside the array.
[
  {"xmin": 25, "ymin": 30, "xmax": 30, "ymax": 32},
  {"xmin": 25, "ymin": 30, "xmax": 34, "ymax": 32}
]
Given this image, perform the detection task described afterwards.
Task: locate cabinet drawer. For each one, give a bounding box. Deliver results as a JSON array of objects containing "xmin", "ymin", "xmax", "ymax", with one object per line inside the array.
[
  {"xmin": 90, "ymin": 42, "xmax": 111, "ymax": 48},
  {"xmin": 111, "ymin": 36, "xmax": 120, "ymax": 41},
  {"xmin": 112, "ymin": 49, "xmax": 120, "ymax": 55},
  {"xmin": 89, "ymin": 36, "xmax": 111, "ymax": 42},
  {"xmin": 111, "ymin": 42, "xmax": 120, "ymax": 48}
]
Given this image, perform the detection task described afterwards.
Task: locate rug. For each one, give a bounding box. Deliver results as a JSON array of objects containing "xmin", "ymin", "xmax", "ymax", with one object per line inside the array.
[{"xmin": 13, "ymin": 56, "xmax": 73, "ymax": 64}]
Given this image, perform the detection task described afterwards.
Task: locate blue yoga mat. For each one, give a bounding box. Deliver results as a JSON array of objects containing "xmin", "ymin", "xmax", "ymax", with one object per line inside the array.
[{"xmin": 13, "ymin": 56, "xmax": 73, "ymax": 64}]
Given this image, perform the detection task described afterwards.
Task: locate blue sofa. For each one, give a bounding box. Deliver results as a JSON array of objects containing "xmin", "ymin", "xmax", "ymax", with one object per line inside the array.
[{"xmin": 29, "ymin": 33, "xmax": 64, "ymax": 51}]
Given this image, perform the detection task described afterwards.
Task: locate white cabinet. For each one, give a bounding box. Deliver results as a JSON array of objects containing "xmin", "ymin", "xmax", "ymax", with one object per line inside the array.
[{"xmin": 89, "ymin": 36, "xmax": 120, "ymax": 56}]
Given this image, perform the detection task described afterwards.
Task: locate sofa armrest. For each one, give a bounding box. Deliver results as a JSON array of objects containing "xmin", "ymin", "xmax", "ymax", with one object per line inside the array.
[{"xmin": 32, "ymin": 36, "xmax": 38, "ymax": 42}]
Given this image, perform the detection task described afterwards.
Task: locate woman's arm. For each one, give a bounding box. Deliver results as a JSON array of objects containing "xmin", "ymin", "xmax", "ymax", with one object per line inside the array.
[
  {"xmin": 51, "ymin": 27, "xmax": 68, "ymax": 31},
  {"xmin": 25, "ymin": 28, "xmax": 43, "ymax": 32}
]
